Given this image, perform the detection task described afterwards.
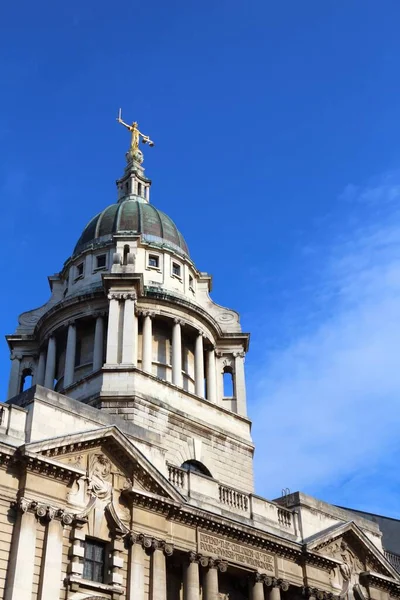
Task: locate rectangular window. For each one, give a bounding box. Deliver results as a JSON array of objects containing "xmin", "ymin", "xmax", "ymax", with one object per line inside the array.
[
  {"xmin": 83, "ymin": 539, "xmax": 105, "ymax": 583},
  {"xmin": 148, "ymin": 254, "xmax": 159, "ymax": 268},
  {"xmin": 189, "ymin": 275, "xmax": 194, "ymax": 290},
  {"xmin": 172, "ymin": 262, "xmax": 181, "ymax": 278},
  {"xmin": 96, "ymin": 254, "xmax": 107, "ymax": 269},
  {"xmin": 76, "ymin": 262, "xmax": 84, "ymax": 278}
]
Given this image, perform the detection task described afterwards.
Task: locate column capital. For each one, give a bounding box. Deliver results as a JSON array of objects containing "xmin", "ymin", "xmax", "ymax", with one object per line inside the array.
[
  {"xmin": 123, "ymin": 292, "xmax": 137, "ymax": 301},
  {"xmin": 94, "ymin": 310, "xmax": 107, "ymax": 319},
  {"xmin": 173, "ymin": 317, "xmax": 184, "ymax": 326},
  {"xmin": 138, "ymin": 310, "xmax": 155, "ymax": 318},
  {"xmin": 67, "ymin": 319, "xmax": 77, "ymax": 328},
  {"xmin": 13, "ymin": 499, "xmax": 74, "ymax": 525},
  {"xmin": 10, "ymin": 351, "xmax": 23, "ymax": 361},
  {"xmin": 233, "ymin": 351, "xmax": 245, "ymax": 358},
  {"xmin": 264, "ymin": 577, "xmax": 289, "ymax": 590},
  {"xmin": 199, "ymin": 556, "xmax": 227, "ymax": 572}
]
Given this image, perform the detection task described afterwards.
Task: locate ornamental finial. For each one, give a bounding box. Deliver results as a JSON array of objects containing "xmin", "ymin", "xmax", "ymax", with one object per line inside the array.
[{"xmin": 117, "ymin": 108, "xmax": 154, "ymax": 163}]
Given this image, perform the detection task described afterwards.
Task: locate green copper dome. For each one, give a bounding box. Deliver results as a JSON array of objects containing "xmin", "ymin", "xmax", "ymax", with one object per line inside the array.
[{"xmin": 74, "ymin": 199, "xmax": 189, "ymax": 257}]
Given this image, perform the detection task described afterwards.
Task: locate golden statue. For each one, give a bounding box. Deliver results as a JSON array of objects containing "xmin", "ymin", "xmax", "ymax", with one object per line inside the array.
[{"xmin": 117, "ymin": 109, "xmax": 154, "ymax": 157}]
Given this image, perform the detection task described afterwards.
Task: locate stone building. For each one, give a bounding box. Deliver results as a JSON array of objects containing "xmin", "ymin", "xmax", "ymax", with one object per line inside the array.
[{"xmin": 1, "ymin": 132, "xmax": 399, "ymax": 600}]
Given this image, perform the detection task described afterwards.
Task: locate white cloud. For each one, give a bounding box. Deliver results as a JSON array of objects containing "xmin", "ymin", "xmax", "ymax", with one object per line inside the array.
[{"xmin": 251, "ymin": 174, "xmax": 400, "ymax": 512}]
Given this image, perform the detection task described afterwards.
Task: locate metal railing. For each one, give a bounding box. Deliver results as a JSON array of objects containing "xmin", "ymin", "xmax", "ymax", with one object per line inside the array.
[{"xmin": 384, "ymin": 550, "xmax": 400, "ymax": 572}]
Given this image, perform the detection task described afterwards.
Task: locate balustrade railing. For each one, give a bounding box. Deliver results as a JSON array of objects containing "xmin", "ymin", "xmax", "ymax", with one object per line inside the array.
[
  {"xmin": 167, "ymin": 464, "xmax": 186, "ymax": 489},
  {"xmin": 385, "ymin": 550, "xmax": 400, "ymax": 572},
  {"xmin": 219, "ymin": 484, "xmax": 249, "ymax": 512},
  {"xmin": 277, "ymin": 507, "xmax": 292, "ymax": 528}
]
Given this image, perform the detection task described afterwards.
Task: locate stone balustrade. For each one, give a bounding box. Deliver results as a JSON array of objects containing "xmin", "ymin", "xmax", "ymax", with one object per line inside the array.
[
  {"xmin": 218, "ymin": 484, "xmax": 249, "ymax": 512},
  {"xmin": 277, "ymin": 507, "xmax": 293, "ymax": 528},
  {"xmin": 166, "ymin": 465, "xmax": 297, "ymax": 536},
  {"xmin": 167, "ymin": 464, "xmax": 186, "ymax": 489}
]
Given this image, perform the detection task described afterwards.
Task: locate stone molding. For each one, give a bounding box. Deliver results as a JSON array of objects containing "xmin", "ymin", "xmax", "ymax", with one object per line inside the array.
[{"xmin": 126, "ymin": 488, "xmax": 300, "ymax": 560}]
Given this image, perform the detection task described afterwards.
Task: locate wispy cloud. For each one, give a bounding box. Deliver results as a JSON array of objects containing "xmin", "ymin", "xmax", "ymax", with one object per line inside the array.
[{"xmin": 251, "ymin": 173, "xmax": 400, "ymax": 516}]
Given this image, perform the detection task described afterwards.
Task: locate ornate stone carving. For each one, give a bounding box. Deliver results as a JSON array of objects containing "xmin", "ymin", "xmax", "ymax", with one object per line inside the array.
[
  {"xmin": 88, "ymin": 454, "xmax": 112, "ymax": 501},
  {"xmin": 216, "ymin": 312, "xmax": 236, "ymax": 324},
  {"xmin": 323, "ymin": 539, "xmax": 364, "ymax": 580},
  {"xmin": 163, "ymin": 543, "xmax": 174, "ymax": 557}
]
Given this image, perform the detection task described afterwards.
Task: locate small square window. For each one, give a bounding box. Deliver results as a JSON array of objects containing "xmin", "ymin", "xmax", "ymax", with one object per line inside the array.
[
  {"xmin": 76, "ymin": 263, "xmax": 84, "ymax": 278},
  {"xmin": 148, "ymin": 254, "xmax": 159, "ymax": 268},
  {"xmin": 96, "ymin": 254, "xmax": 107, "ymax": 269},
  {"xmin": 172, "ymin": 262, "xmax": 181, "ymax": 277},
  {"xmin": 83, "ymin": 538, "xmax": 105, "ymax": 583}
]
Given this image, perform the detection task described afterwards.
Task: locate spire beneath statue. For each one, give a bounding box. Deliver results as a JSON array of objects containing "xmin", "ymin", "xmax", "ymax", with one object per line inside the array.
[{"xmin": 115, "ymin": 109, "xmax": 153, "ymax": 203}]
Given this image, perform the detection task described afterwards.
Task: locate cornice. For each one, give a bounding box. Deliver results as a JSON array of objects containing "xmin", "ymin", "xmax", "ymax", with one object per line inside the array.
[{"xmin": 124, "ymin": 487, "xmax": 302, "ymax": 560}]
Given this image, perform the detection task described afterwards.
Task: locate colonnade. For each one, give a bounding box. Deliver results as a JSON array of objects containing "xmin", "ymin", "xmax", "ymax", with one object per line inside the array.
[
  {"xmin": 127, "ymin": 542, "xmax": 285, "ymax": 600},
  {"xmin": 36, "ymin": 313, "xmax": 106, "ymax": 390},
  {"xmin": 9, "ymin": 293, "xmax": 244, "ymax": 412},
  {"xmin": 106, "ymin": 293, "xmax": 218, "ymax": 402}
]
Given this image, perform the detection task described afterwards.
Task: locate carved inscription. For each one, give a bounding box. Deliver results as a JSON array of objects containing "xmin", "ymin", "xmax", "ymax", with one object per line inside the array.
[{"xmin": 198, "ymin": 532, "xmax": 275, "ymax": 573}]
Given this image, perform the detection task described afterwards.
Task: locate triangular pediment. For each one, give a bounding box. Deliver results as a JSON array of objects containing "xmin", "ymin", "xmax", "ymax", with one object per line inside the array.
[
  {"xmin": 23, "ymin": 425, "xmax": 184, "ymax": 503},
  {"xmin": 306, "ymin": 521, "xmax": 399, "ymax": 581}
]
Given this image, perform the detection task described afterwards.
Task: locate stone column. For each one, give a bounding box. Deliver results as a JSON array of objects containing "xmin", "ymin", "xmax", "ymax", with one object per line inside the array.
[
  {"xmin": 234, "ymin": 351, "xmax": 247, "ymax": 415},
  {"xmin": 142, "ymin": 312, "xmax": 153, "ymax": 373},
  {"xmin": 202, "ymin": 560, "xmax": 219, "ymax": 600},
  {"xmin": 172, "ymin": 319, "xmax": 183, "ymax": 386},
  {"xmin": 128, "ymin": 537, "xmax": 145, "ymax": 600},
  {"xmin": 122, "ymin": 293, "xmax": 137, "ymax": 365},
  {"xmin": 64, "ymin": 322, "xmax": 77, "ymax": 388},
  {"xmin": 36, "ymin": 351, "xmax": 46, "ymax": 386},
  {"xmin": 106, "ymin": 293, "xmax": 121, "ymax": 364},
  {"xmin": 150, "ymin": 547, "xmax": 167, "ymax": 600},
  {"xmin": 183, "ymin": 552, "xmax": 200, "ymax": 600},
  {"xmin": 249, "ymin": 574, "xmax": 265, "ymax": 600},
  {"xmin": 44, "ymin": 336, "xmax": 57, "ymax": 389},
  {"xmin": 7, "ymin": 353, "xmax": 21, "ymax": 399},
  {"xmin": 206, "ymin": 347, "xmax": 217, "ymax": 403},
  {"xmin": 5, "ymin": 500, "xmax": 36, "ymax": 600},
  {"xmin": 267, "ymin": 585, "xmax": 282, "ymax": 600},
  {"xmin": 39, "ymin": 517, "xmax": 64, "ymax": 600},
  {"xmin": 93, "ymin": 314, "xmax": 105, "ymax": 371},
  {"xmin": 194, "ymin": 332, "xmax": 205, "ymax": 397}
]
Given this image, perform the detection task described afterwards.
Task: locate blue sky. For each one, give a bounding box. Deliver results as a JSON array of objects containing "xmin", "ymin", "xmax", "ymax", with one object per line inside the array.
[{"xmin": 1, "ymin": 0, "xmax": 400, "ymax": 517}]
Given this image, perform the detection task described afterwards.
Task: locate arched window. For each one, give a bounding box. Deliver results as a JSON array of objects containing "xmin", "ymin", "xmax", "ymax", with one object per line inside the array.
[
  {"xmin": 20, "ymin": 368, "xmax": 33, "ymax": 393},
  {"xmin": 123, "ymin": 245, "xmax": 130, "ymax": 266},
  {"xmin": 181, "ymin": 460, "xmax": 212, "ymax": 478},
  {"xmin": 223, "ymin": 367, "xmax": 234, "ymax": 398}
]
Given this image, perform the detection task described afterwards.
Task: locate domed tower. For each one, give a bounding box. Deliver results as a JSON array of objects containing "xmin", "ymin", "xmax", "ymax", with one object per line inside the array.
[{"xmin": 6, "ymin": 123, "xmax": 253, "ymax": 492}]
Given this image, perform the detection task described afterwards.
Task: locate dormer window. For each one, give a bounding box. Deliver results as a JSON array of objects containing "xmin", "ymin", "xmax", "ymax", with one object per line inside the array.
[
  {"xmin": 172, "ymin": 262, "xmax": 181, "ymax": 278},
  {"xmin": 148, "ymin": 254, "xmax": 159, "ymax": 269},
  {"xmin": 95, "ymin": 254, "xmax": 107, "ymax": 269}
]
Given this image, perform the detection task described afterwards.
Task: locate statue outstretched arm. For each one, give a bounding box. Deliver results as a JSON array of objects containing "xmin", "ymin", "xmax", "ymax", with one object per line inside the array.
[{"xmin": 116, "ymin": 108, "xmax": 132, "ymax": 131}]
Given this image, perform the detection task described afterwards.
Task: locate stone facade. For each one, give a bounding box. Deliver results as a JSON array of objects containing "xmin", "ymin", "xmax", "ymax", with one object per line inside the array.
[{"xmin": 1, "ymin": 142, "xmax": 399, "ymax": 599}]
